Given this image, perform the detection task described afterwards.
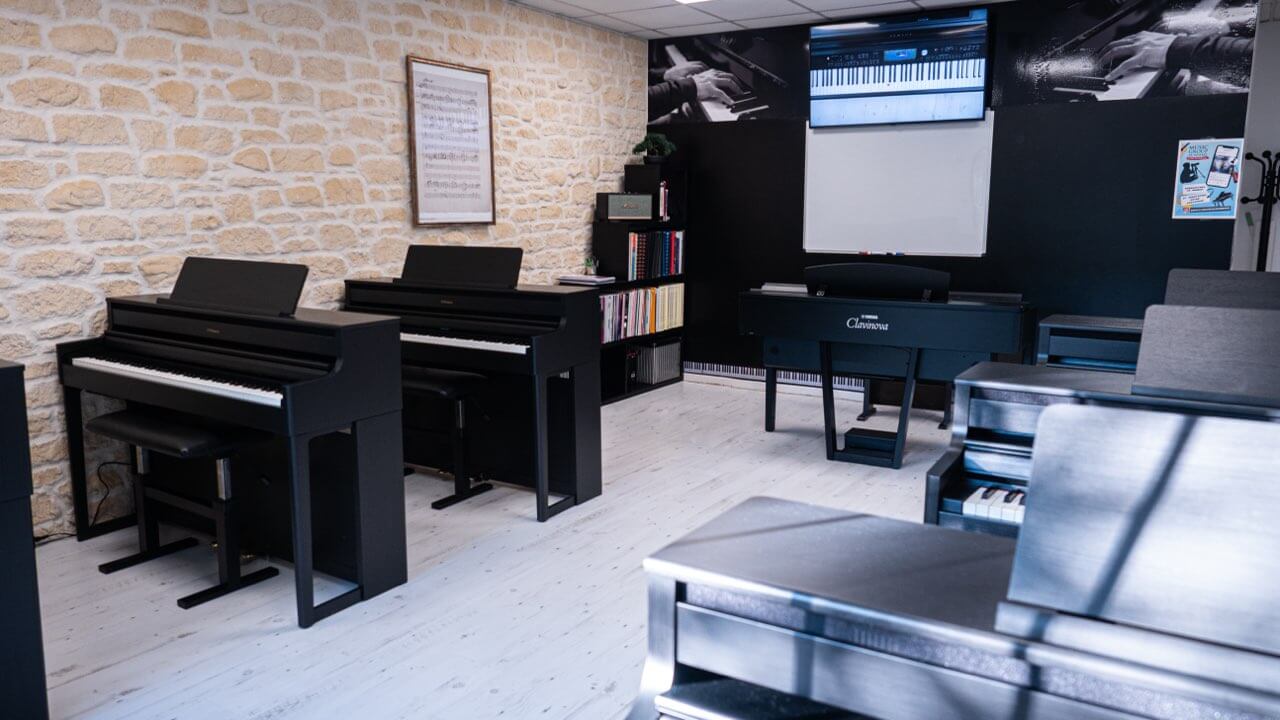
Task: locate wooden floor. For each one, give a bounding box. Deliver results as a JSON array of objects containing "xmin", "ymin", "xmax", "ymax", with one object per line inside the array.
[{"xmin": 36, "ymin": 379, "xmax": 949, "ymax": 719}]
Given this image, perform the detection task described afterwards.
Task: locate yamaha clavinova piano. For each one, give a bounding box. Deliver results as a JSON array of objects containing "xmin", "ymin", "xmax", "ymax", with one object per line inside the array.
[
  {"xmin": 930, "ymin": 303, "xmax": 1280, "ymax": 537},
  {"xmin": 343, "ymin": 246, "xmax": 602, "ymax": 523},
  {"xmin": 629, "ymin": 404, "xmax": 1280, "ymax": 720},
  {"xmin": 740, "ymin": 265, "xmax": 1030, "ymax": 469},
  {"xmin": 58, "ymin": 258, "xmax": 407, "ymax": 628},
  {"xmin": 0, "ymin": 360, "xmax": 48, "ymax": 718},
  {"xmin": 1037, "ymin": 268, "xmax": 1280, "ymax": 372}
]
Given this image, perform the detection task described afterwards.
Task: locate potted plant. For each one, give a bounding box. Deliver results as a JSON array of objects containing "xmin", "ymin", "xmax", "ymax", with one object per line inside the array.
[{"xmin": 633, "ymin": 133, "xmax": 676, "ymax": 164}]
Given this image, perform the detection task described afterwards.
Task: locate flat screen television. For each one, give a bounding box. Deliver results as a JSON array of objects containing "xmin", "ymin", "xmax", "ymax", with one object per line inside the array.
[{"xmin": 809, "ymin": 8, "xmax": 989, "ymax": 128}]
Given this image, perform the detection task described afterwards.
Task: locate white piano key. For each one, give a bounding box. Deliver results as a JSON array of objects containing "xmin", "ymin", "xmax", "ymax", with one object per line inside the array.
[
  {"xmin": 962, "ymin": 487, "xmax": 987, "ymax": 517},
  {"xmin": 811, "ymin": 58, "xmax": 986, "ymax": 98},
  {"xmin": 998, "ymin": 491, "xmax": 1021, "ymax": 523},
  {"xmin": 400, "ymin": 332, "xmax": 529, "ymax": 355},
  {"xmin": 71, "ymin": 357, "xmax": 283, "ymax": 407}
]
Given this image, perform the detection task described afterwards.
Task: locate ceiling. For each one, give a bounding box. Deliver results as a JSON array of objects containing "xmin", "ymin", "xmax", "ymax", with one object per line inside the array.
[{"xmin": 512, "ymin": 0, "xmax": 1004, "ymax": 39}]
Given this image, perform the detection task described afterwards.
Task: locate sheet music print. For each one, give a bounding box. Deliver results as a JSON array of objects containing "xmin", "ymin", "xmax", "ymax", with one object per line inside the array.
[{"xmin": 412, "ymin": 62, "xmax": 493, "ymax": 222}]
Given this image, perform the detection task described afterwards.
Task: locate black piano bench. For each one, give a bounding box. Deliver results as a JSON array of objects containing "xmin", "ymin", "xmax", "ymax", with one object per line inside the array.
[
  {"xmin": 402, "ymin": 368, "xmax": 494, "ymax": 510},
  {"xmin": 87, "ymin": 408, "xmax": 278, "ymax": 609}
]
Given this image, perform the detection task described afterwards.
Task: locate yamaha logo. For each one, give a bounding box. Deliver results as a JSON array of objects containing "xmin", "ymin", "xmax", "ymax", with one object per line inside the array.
[{"xmin": 847, "ymin": 314, "xmax": 889, "ymax": 332}]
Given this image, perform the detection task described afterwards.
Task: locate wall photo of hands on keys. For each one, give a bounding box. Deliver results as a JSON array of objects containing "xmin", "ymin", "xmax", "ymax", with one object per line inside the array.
[
  {"xmin": 648, "ymin": 26, "xmax": 808, "ymax": 124},
  {"xmin": 994, "ymin": 0, "xmax": 1257, "ymax": 106}
]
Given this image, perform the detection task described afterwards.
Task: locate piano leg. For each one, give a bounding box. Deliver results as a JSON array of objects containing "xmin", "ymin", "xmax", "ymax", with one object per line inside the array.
[
  {"xmin": 764, "ymin": 368, "xmax": 777, "ymax": 433},
  {"xmin": 285, "ymin": 431, "xmax": 360, "ymax": 629},
  {"xmin": 890, "ymin": 350, "xmax": 921, "ymax": 470},
  {"xmin": 857, "ymin": 379, "xmax": 877, "ymax": 421},
  {"xmin": 64, "ymin": 387, "xmax": 134, "ymax": 541},
  {"xmin": 939, "ymin": 383, "xmax": 954, "ymax": 431},
  {"xmin": 569, "ymin": 361, "xmax": 602, "ymax": 505},
  {"xmin": 352, "ymin": 411, "xmax": 408, "ymax": 598},
  {"xmin": 531, "ymin": 373, "xmax": 584, "ymax": 523},
  {"xmin": 820, "ymin": 342, "xmax": 837, "ymax": 461},
  {"xmin": 626, "ymin": 575, "xmax": 678, "ymax": 720}
]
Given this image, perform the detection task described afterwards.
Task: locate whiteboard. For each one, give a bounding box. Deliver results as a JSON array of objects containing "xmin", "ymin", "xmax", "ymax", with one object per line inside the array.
[{"xmin": 803, "ymin": 111, "xmax": 995, "ymax": 257}]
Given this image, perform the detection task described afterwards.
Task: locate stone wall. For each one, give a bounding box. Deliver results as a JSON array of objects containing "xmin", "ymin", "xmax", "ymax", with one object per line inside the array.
[{"xmin": 0, "ymin": 0, "xmax": 647, "ymax": 537}]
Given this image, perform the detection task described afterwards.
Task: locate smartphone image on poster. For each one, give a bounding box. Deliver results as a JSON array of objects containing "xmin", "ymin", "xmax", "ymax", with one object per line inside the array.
[{"xmin": 1207, "ymin": 145, "xmax": 1240, "ymax": 188}]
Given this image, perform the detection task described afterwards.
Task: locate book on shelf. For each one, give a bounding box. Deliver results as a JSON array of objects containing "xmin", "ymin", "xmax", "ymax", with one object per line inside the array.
[
  {"xmin": 559, "ymin": 274, "xmax": 616, "ymax": 286},
  {"xmin": 625, "ymin": 230, "xmax": 684, "ymax": 282},
  {"xmin": 599, "ymin": 283, "xmax": 685, "ymax": 344}
]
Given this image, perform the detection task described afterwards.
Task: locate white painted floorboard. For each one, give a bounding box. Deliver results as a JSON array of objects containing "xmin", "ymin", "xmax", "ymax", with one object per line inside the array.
[{"xmin": 36, "ymin": 380, "xmax": 949, "ymax": 719}]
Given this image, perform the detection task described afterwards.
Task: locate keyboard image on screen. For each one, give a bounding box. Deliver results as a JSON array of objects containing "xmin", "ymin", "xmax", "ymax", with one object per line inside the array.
[{"xmin": 809, "ymin": 8, "xmax": 989, "ymax": 127}]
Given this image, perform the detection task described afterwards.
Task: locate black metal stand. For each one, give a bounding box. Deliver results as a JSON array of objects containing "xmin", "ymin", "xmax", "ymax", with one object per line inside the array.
[{"xmin": 1243, "ymin": 151, "xmax": 1280, "ymax": 272}]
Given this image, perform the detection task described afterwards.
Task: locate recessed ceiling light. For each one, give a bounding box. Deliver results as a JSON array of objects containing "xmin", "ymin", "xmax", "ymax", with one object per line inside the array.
[{"xmin": 674, "ymin": 0, "xmax": 712, "ymax": 4}]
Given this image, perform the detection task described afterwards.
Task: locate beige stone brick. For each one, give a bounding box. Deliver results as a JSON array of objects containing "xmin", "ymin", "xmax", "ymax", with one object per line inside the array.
[
  {"xmin": 44, "ymin": 179, "xmax": 104, "ymax": 211},
  {"xmin": 218, "ymin": 0, "xmax": 248, "ymax": 14},
  {"xmin": 270, "ymin": 148, "xmax": 324, "ymax": 172},
  {"xmin": 174, "ymin": 125, "xmax": 234, "ymax": 154},
  {"xmin": 0, "ymin": 109, "xmax": 47, "ymax": 141},
  {"xmin": 16, "ymin": 249, "xmax": 94, "ymax": 277},
  {"xmin": 143, "ymin": 154, "xmax": 207, "ymax": 178},
  {"xmin": 227, "ymin": 77, "xmax": 272, "ymax": 101},
  {"xmin": 76, "ymin": 151, "xmax": 134, "ymax": 175},
  {"xmin": 84, "ymin": 63, "xmax": 152, "ymax": 83},
  {"xmin": 138, "ymin": 255, "xmax": 184, "ymax": 284},
  {"xmin": 100, "ymin": 85, "xmax": 150, "ymax": 112},
  {"xmin": 328, "ymin": 146, "xmax": 356, "ymax": 166},
  {"xmin": 359, "ymin": 158, "xmax": 405, "ymax": 184},
  {"xmin": 138, "ymin": 214, "xmax": 186, "ymax": 238},
  {"xmin": 319, "ymin": 89, "xmax": 356, "ymax": 111},
  {"xmin": 12, "ymin": 284, "xmax": 97, "ymax": 320},
  {"xmin": 5, "ymin": 217, "xmax": 65, "ymax": 245},
  {"xmin": 154, "ymin": 80, "xmax": 198, "ymax": 116},
  {"xmin": 0, "ymin": 192, "xmax": 35, "ymax": 210},
  {"xmin": 108, "ymin": 182, "xmax": 175, "ymax": 209},
  {"xmin": 49, "ymin": 24, "xmax": 117, "ymax": 54},
  {"xmin": 181, "ymin": 43, "xmax": 243, "ymax": 66},
  {"xmin": 52, "ymin": 114, "xmax": 128, "ymax": 144},
  {"xmin": 215, "ymin": 226, "xmax": 273, "ymax": 254},
  {"xmin": 75, "ymin": 214, "xmax": 132, "ymax": 241},
  {"xmin": 257, "ymin": 3, "xmax": 325, "ymax": 30},
  {"xmin": 325, "ymin": 27, "xmax": 368, "ymax": 56},
  {"xmin": 277, "ymin": 81, "xmax": 313, "ymax": 105},
  {"xmin": 0, "ymin": 18, "xmax": 41, "ymax": 48},
  {"xmin": 250, "ymin": 48, "xmax": 294, "ymax": 76},
  {"xmin": 301, "ymin": 57, "xmax": 346, "ymax": 82},
  {"xmin": 124, "ymin": 36, "xmax": 175, "ymax": 61},
  {"xmin": 150, "ymin": 9, "xmax": 211, "ymax": 38},
  {"xmin": 0, "ymin": 159, "xmax": 50, "ymax": 189},
  {"xmin": 323, "ymin": 177, "xmax": 364, "ymax": 205},
  {"xmin": 232, "ymin": 147, "xmax": 269, "ymax": 171},
  {"xmin": 10, "ymin": 77, "xmax": 90, "ymax": 108},
  {"xmin": 131, "ymin": 119, "xmax": 167, "ymax": 151},
  {"xmin": 0, "ymin": 52, "xmax": 19, "ymax": 75},
  {"xmin": 285, "ymin": 185, "xmax": 323, "ymax": 206}
]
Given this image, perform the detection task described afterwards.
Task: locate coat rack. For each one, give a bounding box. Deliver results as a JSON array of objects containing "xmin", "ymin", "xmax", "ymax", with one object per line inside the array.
[{"xmin": 1243, "ymin": 150, "xmax": 1280, "ymax": 272}]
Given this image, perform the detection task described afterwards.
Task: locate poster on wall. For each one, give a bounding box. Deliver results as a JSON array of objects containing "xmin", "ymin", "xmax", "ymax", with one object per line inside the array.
[
  {"xmin": 648, "ymin": 26, "xmax": 808, "ymax": 124},
  {"xmin": 993, "ymin": 0, "xmax": 1257, "ymax": 106},
  {"xmin": 1173, "ymin": 138, "xmax": 1244, "ymax": 219},
  {"xmin": 406, "ymin": 56, "xmax": 495, "ymax": 226}
]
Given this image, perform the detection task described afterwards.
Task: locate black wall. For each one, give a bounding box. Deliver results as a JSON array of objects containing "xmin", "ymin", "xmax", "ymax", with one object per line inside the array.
[{"xmin": 662, "ymin": 94, "xmax": 1246, "ymax": 369}]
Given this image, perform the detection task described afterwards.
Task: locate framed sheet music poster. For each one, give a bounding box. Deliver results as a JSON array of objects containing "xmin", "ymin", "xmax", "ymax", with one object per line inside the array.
[{"xmin": 406, "ymin": 56, "xmax": 496, "ymax": 226}]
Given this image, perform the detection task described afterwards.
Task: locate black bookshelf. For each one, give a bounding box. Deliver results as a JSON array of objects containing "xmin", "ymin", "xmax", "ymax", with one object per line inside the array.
[{"xmin": 587, "ymin": 162, "xmax": 688, "ymax": 405}]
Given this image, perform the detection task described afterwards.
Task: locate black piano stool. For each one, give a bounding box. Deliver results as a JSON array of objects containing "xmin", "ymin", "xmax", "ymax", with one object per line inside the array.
[
  {"xmin": 403, "ymin": 368, "xmax": 494, "ymax": 510},
  {"xmin": 89, "ymin": 408, "xmax": 279, "ymax": 609}
]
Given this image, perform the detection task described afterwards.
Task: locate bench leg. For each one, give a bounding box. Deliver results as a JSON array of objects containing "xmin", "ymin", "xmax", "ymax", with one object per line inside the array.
[{"xmin": 432, "ymin": 398, "xmax": 492, "ymax": 510}]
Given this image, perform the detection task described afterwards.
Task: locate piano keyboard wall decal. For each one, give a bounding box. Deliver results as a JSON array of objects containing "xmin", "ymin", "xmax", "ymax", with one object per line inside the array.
[{"xmin": 684, "ymin": 362, "xmax": 863, "ymax": 393}]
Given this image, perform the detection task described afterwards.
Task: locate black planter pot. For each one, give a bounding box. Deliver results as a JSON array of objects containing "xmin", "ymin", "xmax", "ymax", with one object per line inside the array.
[{"xmin": 644, "ymin": 154, "xmax": 667, "ymax": 165}]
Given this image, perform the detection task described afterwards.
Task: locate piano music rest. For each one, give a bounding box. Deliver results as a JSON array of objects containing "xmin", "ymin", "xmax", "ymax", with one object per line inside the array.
[
  {"xmin": 402, "ymin": 367, "xmax": 494, "ymax": 510},
  {"xmin": 89, "ymin": 408, "xmax": 279, "ymax": 609}
]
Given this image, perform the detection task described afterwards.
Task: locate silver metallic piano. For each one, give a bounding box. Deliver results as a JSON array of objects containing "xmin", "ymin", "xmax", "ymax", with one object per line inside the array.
[{"xmin": 629, "ymin": 404, "xmax": 1280, "ymax": 719}]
